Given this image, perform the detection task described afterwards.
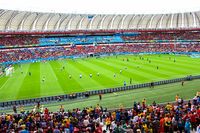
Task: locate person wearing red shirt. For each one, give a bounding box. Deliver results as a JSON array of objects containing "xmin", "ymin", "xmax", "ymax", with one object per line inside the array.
[
  {"xmin": 95, "ymin": 123, "xmax": 103, "ymax": 133},
  {"xmin": 159, "ymin": 117, "xmax": 165, "ymax": 133},
  {"xmin": 190, "ymin": 112, "xmax": 197, "ymax": 131}
]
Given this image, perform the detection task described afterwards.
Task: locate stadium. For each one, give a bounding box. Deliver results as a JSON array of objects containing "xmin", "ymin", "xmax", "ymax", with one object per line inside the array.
[{"xmin": 0, "ymin": 0, "xmax": 200, "ymax": 132}]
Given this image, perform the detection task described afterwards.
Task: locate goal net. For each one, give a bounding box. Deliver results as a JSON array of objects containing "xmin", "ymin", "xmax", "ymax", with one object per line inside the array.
[{"xmin": 5, "ymin": 66, "xmax": 14, "ymax": 76}]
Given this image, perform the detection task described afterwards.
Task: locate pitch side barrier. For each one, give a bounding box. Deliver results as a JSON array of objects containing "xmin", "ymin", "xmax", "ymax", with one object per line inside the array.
[
  {"xmin": 0, "ymin": 75, "xmax": 199, "ymax": 109},
  {"xmin": 1, "ymin": 51, "xmax": 200, "ymax": 65}
]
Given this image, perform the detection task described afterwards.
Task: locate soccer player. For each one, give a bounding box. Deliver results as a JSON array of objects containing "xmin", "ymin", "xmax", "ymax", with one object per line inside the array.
[
  {"xmin": 150, "ymin": 82, "xmax": 154, "ymax": 88},
  {"xmin": 181, "ymin": 81, "xmax": 184, "ymax": 86},
  {"xmin": 130, "ymin": 78, "xmax": 132, "ymax": 84},
  {"xmin": 69, "ymin": 74, "xmax": 72, "ymax": 79},
  {"xmin": 42, "ymin": 76, "xmax": 45, "ymax": 83},
  {"xmin": 99, "ymin": 94, "xmax": 102, "ymax": 100},
  {"xmin": 13, "ymin": 105, "xmax": 17, "ymax": 113},
  {"xmin": 124, "ymin": 81, "xmax": 126, "ymax": 86},
  {"xmin": 114, "ymin": 73, "xmax": 116, "ymax": 78},
  {"xmin": 157, "ymin": 66, "xmax": 159, "ymax": 70},
  {"xmin": 97, "ymin": 72, "xmax": 100, "ymax": 76},
  {"xmin": 89, "ymin": 73, "xmax": 92, "ymax": 78},
  {"xmin": 120, "ymin": 69, "xmax": 122, "ymax": 74},
  {"xmin": 29, "ymin": 72, "xmax": 31, "ymax": 76},
  {"xmin": 60, "ymin": 105, "xmax": 64, "ymax": 113},
  {"xmin": 80, "ymin": 74, "xmax": 82, "ymax": 79}
]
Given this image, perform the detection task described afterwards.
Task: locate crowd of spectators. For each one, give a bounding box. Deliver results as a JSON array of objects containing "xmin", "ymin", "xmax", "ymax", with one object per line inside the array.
[
  {"xmin": 1, "ymin": 31, "xmax": 200, "ymax": 48},
  {"xmin": 0, "ymin": 36, "xmax": 39, "ymax": 48},
  {"xmin": 0, "ymin": 94, "xmax": 199, "ymax": 132},
  {"xmin": 122, "ymin": 31, "xmax": 200, "ymax": 42},
  {"xmin": 1, "ymin": 43, "xmax": 200, "ymax": 63},
  {"xmin": 1, "ymin": 31, "xmax": 200, "ymax": 64}
]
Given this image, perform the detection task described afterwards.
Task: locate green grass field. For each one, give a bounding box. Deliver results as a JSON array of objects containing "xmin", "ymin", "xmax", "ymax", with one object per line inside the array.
[{"xmin": 0, "ymin": 54, "xmax": 200, "ymax": 102}]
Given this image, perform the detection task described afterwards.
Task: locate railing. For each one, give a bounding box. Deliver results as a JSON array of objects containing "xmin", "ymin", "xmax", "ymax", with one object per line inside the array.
[{"xmin": 0, "ymin": 74, "xmax": 199, "ymax": 109}]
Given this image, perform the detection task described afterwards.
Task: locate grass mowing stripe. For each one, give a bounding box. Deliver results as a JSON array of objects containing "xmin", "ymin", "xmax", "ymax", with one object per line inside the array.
[
  {"xmin": 56, "ymin": 59, "xmax": 97, "ymax": 92},
  {"xmin": 68, "ymin": 60, "xmax": 105, "ymax": 91},
  {"xmin": 59, "ymin": 60, "xmax": 87, "ymax": 93},
  {"xmin": 0, "ymin": 64, "xmax": 30, "ymax": 101},
  {"xmin": 16, "ymin": 63, "xmax": 41, "ymax": 100},
  {"xmin": 104, "ymin": 59, "xmax": 159, "ymax": 81},
  {"xmin": 90, "ymin": 59, "xmax": 137, "ymax": 85},
  {"xmin": 48, "ymin": 61, "xmax": 73, "ymax": 93},
  {"xmin": 143, "ymin": 59, "xmax": 190, "ymax": 75},
  {"xmin": 128, "ymin": 56, "xmax": 184, "ymax": 75},
  {"xmin": 152, "ymin": 56, "xmax": 200, "ymax": 72},
  {"xmin": 107, "ymin": 57, "xmax": 172, "ymax": 80},
  {"xmin": 57, "ymin": 60, "xmax": 86, "ymax": 93},
  {"xmin": 125, "ymin": 55, "xmax": 177, "ymax": 77},
  {"xmin": 74, "ymin": 59, "xmax": 120, "ymax": 87},
  {"xmin": 91, "ymin": 58, "xmax": 150, "ymax": 82},
  {"xmin": 156, "ymin": 55, "xmax": 200, "ymax": 65},
  {"xmin": 40, "ymin": 62, "xmax": 64, "ymax": 97},
  {"xmin": 77, "ymin": 58, "xmax": 140, "ymax": 87}
]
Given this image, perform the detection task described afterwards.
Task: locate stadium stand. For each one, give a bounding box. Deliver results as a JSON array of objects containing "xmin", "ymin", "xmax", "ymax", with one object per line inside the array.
[
  {"xmin": 0, "ymin": 8, "xmax": 200, "ymax": 132},
  {"xmin": 0, "ymin": 95, "xmax": 199, "ymax": 132},
  {"xmin": 0, "ymin": 36, "xmax": 39, "ymax": 48},
  {"xmin": 1, "ymin": 30, "xmax": 200, "ymax": 65},
  {"xmin": 1, "ymin": 43, "xmax": 200, "ymax": 64}
]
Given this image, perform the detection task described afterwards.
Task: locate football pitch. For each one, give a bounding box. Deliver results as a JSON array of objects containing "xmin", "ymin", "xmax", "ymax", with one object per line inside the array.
[{"xmin": 0, "ymin": 54, "xmax": 200, "ymax": 102}]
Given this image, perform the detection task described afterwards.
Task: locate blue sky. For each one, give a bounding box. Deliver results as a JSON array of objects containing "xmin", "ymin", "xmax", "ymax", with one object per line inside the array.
[{"xmin": 0, "ymin": 0, "xmax": 200, "ymax": 14}]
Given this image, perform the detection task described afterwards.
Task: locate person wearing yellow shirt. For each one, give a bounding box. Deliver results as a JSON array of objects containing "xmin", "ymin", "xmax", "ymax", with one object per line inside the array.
[
  {"xmin": 6, "ymin": 115, "xmax": 10, "ymax": 121},
  {"xmin": 175, "ymin": 94, "xmax": 179, "ymax": 101},
  {"xmin": 60, "ymin": 105, "xmax": 64, "ymax": 113},
  {"xmin": 148, "ymin": 106, "xmax": 153, "ymax": 113},
  {"xmin": 105, "ymin": 116, "xmax": 111, "ymax": 130},
  {"xmin": 165, "ymin": 103, "xmax": 172, "ymax": 111},
  {"xmin": 142, "ymin": 98, "xmax": 146, "ymax": 104},
  {"xmin": 143, "ymin": 123, "xmax": 148, "ymax": 133},
  {"xmin": 19, "ymin": 105, "xmax": 24, "ymax": 114},
  {"xmin": 112, "ymin": 111, "xmax": 116, "ymax": 120}
]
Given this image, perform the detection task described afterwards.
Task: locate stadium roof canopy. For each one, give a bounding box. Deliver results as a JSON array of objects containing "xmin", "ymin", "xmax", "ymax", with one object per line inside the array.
[{"xmin": 0, "ymin": 9, "xmax": 200, "ymax": 31}]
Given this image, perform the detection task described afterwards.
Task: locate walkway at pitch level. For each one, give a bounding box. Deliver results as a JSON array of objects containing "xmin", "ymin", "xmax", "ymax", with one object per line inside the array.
[{"xmin": 0, "ymin": 75, "xmax": 199, "ymax": 110}]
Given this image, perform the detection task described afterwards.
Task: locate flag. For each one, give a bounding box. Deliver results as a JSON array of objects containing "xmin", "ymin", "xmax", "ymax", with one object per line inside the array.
[{"xmin": 87, "ymin": 15, "xmax": 94, "ymax": 21}]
